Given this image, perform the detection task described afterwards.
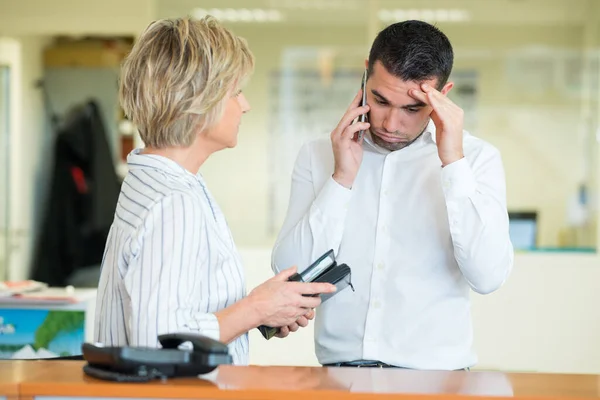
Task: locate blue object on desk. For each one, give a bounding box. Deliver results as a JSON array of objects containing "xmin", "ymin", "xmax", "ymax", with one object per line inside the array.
[
  {"xmin": 0, "ymin": 309, "xmax": 84, "ymax": 359},
  {"xmin": 0, "ymin": 287, "xmax": 96, "ymax": 360}
]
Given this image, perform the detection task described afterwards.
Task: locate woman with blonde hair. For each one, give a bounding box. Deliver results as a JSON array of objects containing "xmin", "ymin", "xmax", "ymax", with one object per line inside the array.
[{"xmin": 94, "ymin": 16, "xmax": 335, "ymax": 364}]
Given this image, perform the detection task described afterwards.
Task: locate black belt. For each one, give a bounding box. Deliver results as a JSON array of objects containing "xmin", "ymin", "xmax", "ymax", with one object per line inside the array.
[{"xmin": 324, "ymin": 360, "xmax": 396, "ymax": 368}]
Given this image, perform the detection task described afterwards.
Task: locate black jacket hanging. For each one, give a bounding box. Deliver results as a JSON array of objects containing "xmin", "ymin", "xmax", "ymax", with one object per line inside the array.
[{"xmin": 31, "ymin": 100, "xmax": 120, "ymax": 286}]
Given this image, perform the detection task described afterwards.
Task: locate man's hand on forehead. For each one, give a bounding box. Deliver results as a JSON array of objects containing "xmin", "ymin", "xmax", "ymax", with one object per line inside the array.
[{"xmin": 409, "ymin": 83, "xmax": 464, "ymax": 167}]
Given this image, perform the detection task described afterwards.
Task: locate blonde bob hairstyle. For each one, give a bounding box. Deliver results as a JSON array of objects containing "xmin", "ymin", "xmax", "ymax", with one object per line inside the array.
[{"xmin": 119, "ymin": 16, "xmax": 254, "ymax": 148}]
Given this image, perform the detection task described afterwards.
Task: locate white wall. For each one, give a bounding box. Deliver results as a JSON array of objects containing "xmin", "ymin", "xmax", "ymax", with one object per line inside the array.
[
  {"xmin": 0, "ymin": 38, "xmax": 20, "ymax": 281},
  {"xmin": 4, "ymin": 37, "xmax": 51, "ymax": 281},
  {"xmin": 0, "ymin": 0, "xmax": 154, "ymax": 36},
  {"xmin": 471, "ymin": 252, "xmax": 600, "ymax": 374},
  {"xmin": 240, "ymin": 247, "xmax": 600, "ymax": 374}
]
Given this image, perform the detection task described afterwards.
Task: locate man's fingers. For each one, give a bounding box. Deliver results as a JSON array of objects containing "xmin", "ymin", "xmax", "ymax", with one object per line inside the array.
[
  {"xmin": 408, "ymin": 88, "xmax": 430, "ymax": 105},
  {"xmin": 426, "ymin": 91, "xmax": 444, "ymax": 111},
  {"xmin": 334, "ymin": 106, "xmax": 370, "ymax": 138},
  {"xmin": 409, "ymin": 88, "xmax": 449, "ymax": 117},
  {"xmin": 345, "ymin": 90, "xmax": 363, "ymax": 113},
  {"xmin": 332, "ymin": 89, "xmax": 369, "ymax": 140},
  {"xmin": 288, "ymin": 323, "xmax": 299, "ymax": 332},
  {"xmin": 421, "ymin": 83, "xmax": 447, "ymax": 100},
  {"xmin": 342, "ymin": 122, "xmax": 370, "ymax": 141},
  {"xmin": 420, "ymin": 83, "xmax": 458, "ymax": 110},
  {"xmin": 343, "ymin": 105, "xmax": 370, "ymax": 127}
]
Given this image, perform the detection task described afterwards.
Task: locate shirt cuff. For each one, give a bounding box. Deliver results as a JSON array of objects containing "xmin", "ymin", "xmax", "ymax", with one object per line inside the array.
[
  {"xmin": 440, "ymin": 157, "xmax": 477, "ymax": 201},
  {"xmin": 313, "ymin": 176, "xmax": 353, "ymax": 219}
]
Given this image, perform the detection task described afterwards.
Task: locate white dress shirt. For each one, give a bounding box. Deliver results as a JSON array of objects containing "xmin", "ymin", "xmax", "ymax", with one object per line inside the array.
[
  {"xmin": 94, "ymin": 149, "xmax": 249, "ymax": 365},
  {"xmin": 272, "ymin": 120, "xmax": 513, "ymax": 370}
]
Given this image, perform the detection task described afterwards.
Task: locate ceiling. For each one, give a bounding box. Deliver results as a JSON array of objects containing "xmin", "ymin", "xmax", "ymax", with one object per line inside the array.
[
  {"xmin": 156, "ymin": 0, "xmax": 597, "ymax": 26},
  {"xmin": 0, "ymin": 0, "xmax": 595, "ymax": 37}
]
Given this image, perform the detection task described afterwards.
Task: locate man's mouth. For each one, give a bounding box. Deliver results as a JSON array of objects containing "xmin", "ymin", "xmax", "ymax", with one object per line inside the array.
[{"xmin": 373, "ymin": 131, "xmax": 407, "ymax": 143}]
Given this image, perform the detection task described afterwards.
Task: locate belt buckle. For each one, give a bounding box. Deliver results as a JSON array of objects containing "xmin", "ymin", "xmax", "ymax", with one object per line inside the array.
[{"xmin": 356, "ymin": 362, "xmax": 380, "ymax": 368}]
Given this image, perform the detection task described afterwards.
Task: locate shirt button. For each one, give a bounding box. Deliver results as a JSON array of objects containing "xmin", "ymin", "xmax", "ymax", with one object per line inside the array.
[
  {"xmin": 373, "ymin": 300, "xmax": 381, "ymax": 309},
  {"xmin": 377, "ymin": 263, "xmax": 384, "ymax": 271}
]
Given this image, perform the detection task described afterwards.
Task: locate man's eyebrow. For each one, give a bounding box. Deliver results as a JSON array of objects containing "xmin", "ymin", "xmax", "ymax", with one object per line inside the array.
[
  {"xmin": 401, "ymin": 101, "xmax": 427, "ymax": 109},
  {"xmin": 371, "ymin": 89, "xmax": 426, "ymax": 109},
  {"xmin": 371, "ymin": 89, "xmax": 390, "ymax": 103}
]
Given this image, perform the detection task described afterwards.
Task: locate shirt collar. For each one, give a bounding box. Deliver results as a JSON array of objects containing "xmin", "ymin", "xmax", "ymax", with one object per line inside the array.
[
  {"xmin": 363, "ymin": 119, "xmax": 436, "ymax": 155},
  {"xmin": 423, "ymin": 119, "xmax": 437, "ymax": 144},
  {"xmin": 126, "ymin": 148, "xmax": 201, "ymax": 185}
]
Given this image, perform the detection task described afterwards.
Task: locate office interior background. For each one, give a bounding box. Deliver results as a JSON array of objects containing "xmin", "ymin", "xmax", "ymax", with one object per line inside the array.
[{"xmin": 0, "ymin": 0, "xmax": 599, "ymax": 373}]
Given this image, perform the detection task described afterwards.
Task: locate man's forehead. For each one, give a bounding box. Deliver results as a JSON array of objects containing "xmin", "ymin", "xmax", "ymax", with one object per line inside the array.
[
  {"xmin": 369, "ymin": 83, "xmax": 427, "ymax": 108},
  {"xmin": 369, "ymin": 61, "xmax": 438, "ymax": 95}
]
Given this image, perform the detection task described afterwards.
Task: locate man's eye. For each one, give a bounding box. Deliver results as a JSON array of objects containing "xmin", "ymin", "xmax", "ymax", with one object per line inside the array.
[{"xmin": 407, "ymin": 108, "xmax": 420, "ymax": 113}]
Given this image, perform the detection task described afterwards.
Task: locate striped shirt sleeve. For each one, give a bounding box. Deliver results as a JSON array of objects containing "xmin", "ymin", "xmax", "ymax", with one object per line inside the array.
[{"xmin": 122, "ymin": 192, "xmax": 220, "ymax": 346}]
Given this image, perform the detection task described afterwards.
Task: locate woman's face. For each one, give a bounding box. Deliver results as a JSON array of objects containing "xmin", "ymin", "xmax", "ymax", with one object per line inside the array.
[{"xmin": 204, "ymin": 90, "xmax": 251, "ymax": 149}]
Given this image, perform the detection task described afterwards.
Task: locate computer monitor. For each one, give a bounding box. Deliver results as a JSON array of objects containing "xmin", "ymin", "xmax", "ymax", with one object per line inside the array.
[{"xmin": 508, "ymin": 211, "xmax": 538, "ymax": 250}]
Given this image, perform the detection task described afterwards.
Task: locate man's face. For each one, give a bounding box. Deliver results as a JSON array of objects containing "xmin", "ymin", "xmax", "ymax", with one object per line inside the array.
[{"xmin": 365, "ymin": 61, "xmax": 449, "ymax": 151}]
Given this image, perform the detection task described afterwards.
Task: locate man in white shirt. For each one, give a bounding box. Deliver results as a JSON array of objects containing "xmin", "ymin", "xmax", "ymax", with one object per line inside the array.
[{"xmin": 272, "ymin": 20, "xmax": 514, "ymax": 370}]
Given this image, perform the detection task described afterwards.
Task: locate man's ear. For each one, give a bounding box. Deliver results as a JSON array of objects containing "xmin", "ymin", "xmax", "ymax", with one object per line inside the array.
[
  {"xmin": 364, "ymin": 58, "xmax": 368, "ymax": 70},
  {"xmin": 440, "ymin": 81, "xmax": 454, "ymax": 96}
]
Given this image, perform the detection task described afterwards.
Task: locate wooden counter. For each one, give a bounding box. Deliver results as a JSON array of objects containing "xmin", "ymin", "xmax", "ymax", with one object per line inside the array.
[
  {"xmin": 1, "ymin": 360, "xmax": 599, "ymax": 400},
  {"xmin": 0, "ymin": 361, "xmax": 22, "ymax": 400}
]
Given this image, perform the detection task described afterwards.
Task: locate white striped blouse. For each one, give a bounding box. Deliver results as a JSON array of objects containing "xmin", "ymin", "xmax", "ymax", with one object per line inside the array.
[{"xmin": 94, "ymin": 149, "xmax": 249, "ymax": 365}]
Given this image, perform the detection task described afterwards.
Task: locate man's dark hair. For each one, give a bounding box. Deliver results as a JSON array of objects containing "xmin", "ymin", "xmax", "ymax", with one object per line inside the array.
[{"xmin": 368, "ymin": 20, "xmax": 454, "ymax": 89}]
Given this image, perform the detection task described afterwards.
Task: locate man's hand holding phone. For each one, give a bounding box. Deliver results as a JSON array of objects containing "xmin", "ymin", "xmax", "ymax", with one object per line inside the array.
[{"xmin": 331, "ymin": 77, "xmax": 370, "ymax": 190}]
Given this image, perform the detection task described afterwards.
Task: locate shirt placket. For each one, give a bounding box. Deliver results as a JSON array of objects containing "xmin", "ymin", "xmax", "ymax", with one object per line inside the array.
[{"xmin": 362, "ymin": 154, "xmax": 393, "ymax": 360}]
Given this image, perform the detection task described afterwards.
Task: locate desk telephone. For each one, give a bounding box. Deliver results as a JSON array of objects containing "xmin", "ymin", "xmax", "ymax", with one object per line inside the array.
[{"xmin": 82, "ymin": 333, "xmax": 232, "ymax": 382}]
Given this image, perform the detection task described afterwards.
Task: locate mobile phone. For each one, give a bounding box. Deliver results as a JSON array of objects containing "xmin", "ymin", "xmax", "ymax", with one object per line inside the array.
[
  {"xmin": 288, "ymin": 249, "xmax": 336, "ymax": 283},
  {"xmin": 357, "ymin": 69, "xmax": 368, "ymax": 141},
  {"xmin": 257, "ymin": 249, "xmax": 354, "ymax": 340}
]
